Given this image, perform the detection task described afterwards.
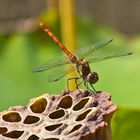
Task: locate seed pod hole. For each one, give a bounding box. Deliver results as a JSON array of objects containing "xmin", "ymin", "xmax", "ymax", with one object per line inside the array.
[
  {"xmin": 23, "ymin": 115, "xmax": 40, "ymax": 124},
  {"xmin": 92, "ymin": 100, "xmax": 98, "ymax": 107},
  {"xmin": 82, "ymin": 90, "xmax": 90, "ymax": 97},
  {"xmin": 2, "ymin": 130, "xmax": 24, "ymax": 138},
  {"xmin": 58, "ymin": 95, "xmax": 72, "ymax": 109},
  {"xmin": 73, "ymin": 98, "xmax": 90, "ymax": 111},
  {"xmin": 45, "ymin": 123, "xmax": 63, "ymax": 131},
  {"xmin": 0, "ymin": 127, "xmax": 8, "ymax": 134},
  {"xmin": 49, "ymin": 109, "xmax": 65, "ymax": 119},
  {"xmin": 68, "ymin": 124, "xmax": 82, "ymax": 134},
  {"xmin": 76, "ymin": 109, "xmax": 92, "ymax": 121},
  {"xmin": 44, "ymin": 138, "xmax": 59, "ymax": 140},
  {"xmin": 2, "ymin": 112, "xmax": 21, "ymax": 122},
  {"xmin": 27, "ymin": 134, "xmax": 40, "ymax": 140},
  {"xmin": 30, "ymin": 97, "xmax": 47, "ymax": 113}
]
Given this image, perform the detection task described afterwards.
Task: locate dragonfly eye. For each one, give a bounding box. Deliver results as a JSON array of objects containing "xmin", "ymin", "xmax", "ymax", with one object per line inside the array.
[{"xmin": 87, "ymin": 72, "xmax": 99, "ymax": 84}]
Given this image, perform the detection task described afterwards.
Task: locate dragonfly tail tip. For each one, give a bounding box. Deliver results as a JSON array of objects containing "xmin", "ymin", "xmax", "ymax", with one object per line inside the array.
[
  {"xmin": 109, "ymin": 38, "xmax": 113, "ymax": 42},
  {"xmin": 128, "ymin": 52, "xmax": 133, "ymax": 55}
]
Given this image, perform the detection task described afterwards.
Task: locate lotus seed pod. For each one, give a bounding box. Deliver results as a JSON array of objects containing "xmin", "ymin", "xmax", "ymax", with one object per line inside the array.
[{"xmin": 0, "ymin": 90, "xmax": 117, "ymax": 140}]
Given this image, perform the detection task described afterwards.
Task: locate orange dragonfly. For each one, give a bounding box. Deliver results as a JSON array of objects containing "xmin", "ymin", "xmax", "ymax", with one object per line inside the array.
[{"xmin": 33, "ymin": 21, "xmax": 132, "ymax": 92}]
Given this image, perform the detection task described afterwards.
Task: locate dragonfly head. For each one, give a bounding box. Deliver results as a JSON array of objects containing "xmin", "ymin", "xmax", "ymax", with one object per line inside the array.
[{"xmin": 87, "ymin": 72, "xmax": 99, "ymax": 84}]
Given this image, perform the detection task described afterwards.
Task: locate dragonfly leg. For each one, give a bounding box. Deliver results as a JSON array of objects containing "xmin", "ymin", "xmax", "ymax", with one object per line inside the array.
[
  {"xmin": 76, "ymin": 80, "xmax": 83, "ymax": 89},
  {"xmin": 67, "ymin": 77, "xmax": 81, "ymax": 91},
  {"xmin": 84, "ymin": 81, "xmax": 89, "ymax": 90},
  {"xmin": 74, "ymin": 77, "xmax": 82, "ymax": 89},
  {"xmin": 84, "ymin": 81, "xmax": 96, "ymax": 93},
  {"xmin": 90, "ymin": 84, "xmax": 96, "ymax": 93}
]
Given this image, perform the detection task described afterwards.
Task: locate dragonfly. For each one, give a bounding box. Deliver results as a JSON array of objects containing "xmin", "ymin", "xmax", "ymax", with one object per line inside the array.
[{"xmin": 33, "ymin": 21, "xmax": 132, "ymax": 92}]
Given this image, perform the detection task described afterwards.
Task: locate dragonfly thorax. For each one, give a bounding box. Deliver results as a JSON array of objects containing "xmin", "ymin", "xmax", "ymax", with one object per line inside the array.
[
  {"xmin": 77, "ymin": 59, "xmax": 91, "ymax": 77},
  {"xmin": 76, "ymin": 59, "xmax": 99, "ymax": 85}
]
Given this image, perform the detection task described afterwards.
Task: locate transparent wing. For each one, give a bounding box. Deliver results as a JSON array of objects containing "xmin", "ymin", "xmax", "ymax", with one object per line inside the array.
[
  {"xmin": 74, "ymin": 38, "xmax": 113, "ymax": 58},
  {"xmin": 32, "ymin": 57, "xmax": 71, "ymax": 72},
  {"xmin": 48, "ymin": 66, "xmax": 76, "ymax": 82},
  {"xmin": 88, "ymin": 51, "xmax": 132, "ymax": 63}
]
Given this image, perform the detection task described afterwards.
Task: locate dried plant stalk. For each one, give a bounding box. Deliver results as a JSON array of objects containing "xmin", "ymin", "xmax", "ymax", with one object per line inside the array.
[{"xmin": 0, "ymin": 89, "xmax": 117, "ymax": 140}]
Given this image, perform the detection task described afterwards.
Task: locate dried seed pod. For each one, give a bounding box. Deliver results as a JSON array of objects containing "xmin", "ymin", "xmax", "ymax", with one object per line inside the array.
[{"xmin": 0, "ymin": 90, "xmax": 117, "ymax": 140}]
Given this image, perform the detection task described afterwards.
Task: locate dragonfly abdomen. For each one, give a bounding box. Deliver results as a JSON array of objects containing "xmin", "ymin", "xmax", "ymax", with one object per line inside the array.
[{"xmin": 40, "ymin": 21, "xmax": 77, "ymax": 61}]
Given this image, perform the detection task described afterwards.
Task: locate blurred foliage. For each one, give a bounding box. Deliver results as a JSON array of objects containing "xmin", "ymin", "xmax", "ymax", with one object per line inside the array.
[
  {"xmin": 0, "ymin": 17, "xmax": 140, "ymax": 140},
  {"xmin": 112, "ymin": 107, "xmax": 140, "ymax": 140}
]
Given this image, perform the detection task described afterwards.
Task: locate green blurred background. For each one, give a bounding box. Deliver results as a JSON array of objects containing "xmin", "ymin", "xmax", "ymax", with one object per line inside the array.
[{"xmin": 0, "ymin": 0, "xmax": 140, "ymax": 139}]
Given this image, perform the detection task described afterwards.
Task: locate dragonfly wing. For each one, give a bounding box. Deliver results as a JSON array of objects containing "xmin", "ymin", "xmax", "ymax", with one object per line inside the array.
[
  {"xmin": 75, "ymin": 38, "xmax": 113, "ymax": 58},
  {"xmin": 88, "ymin": 51, "xmax": 132, "ymax": 63},
  {"xmin": 48, "ymin": 66, "xmax": 76, "ymax": 82},
  {"xmin": 32, "ymin": 57, "xmax": 71, "ymax": 72}
]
